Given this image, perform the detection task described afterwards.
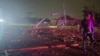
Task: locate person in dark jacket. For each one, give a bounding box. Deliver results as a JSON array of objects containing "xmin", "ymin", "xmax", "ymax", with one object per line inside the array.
[{"xmin": 80, "ymin": 12, "xmax": 96, "ymax": 55}]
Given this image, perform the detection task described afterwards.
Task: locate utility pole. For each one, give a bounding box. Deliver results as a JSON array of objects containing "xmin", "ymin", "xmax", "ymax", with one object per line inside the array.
[
  {"xmin": 62, "ymin": 3, "xmax": 67, "ymax": 26},
  {"xmin": 4, "ymin": 50, "xmax": 9, "ymax": 56}
]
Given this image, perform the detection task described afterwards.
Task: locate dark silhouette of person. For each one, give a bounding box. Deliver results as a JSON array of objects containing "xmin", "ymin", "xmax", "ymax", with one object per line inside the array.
[{"xmin": 80, "ymin": 12, "xmax": 98, "ymax": 55}]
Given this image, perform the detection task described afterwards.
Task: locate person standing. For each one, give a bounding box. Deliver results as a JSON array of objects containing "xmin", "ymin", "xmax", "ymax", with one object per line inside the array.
[{"xmin": 80, "ymin": 12, "xmax": 98, "ymax": 55}]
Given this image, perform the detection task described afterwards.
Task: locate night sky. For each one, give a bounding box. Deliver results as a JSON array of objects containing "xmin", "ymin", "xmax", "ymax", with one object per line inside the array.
[{"xmin": 0, "ymin": 0, "xmax": 100, "ymax": 20}]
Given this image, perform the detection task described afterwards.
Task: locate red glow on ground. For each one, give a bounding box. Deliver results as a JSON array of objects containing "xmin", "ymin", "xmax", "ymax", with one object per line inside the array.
[
  {"xmin": 71, "ymin": 43, "xmax": 79, "ymax": 47},
  {"xmin": 7, "ymin": 44, "xmax": 66, "ymax": 51}
]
